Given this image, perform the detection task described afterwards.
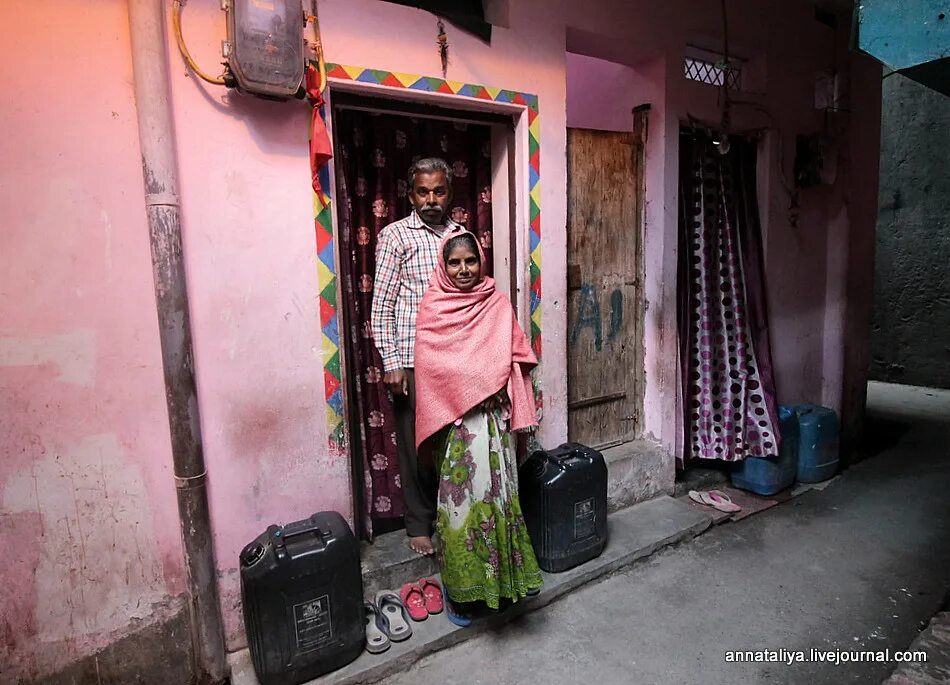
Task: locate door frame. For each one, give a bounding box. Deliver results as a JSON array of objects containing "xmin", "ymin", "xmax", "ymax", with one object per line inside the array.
[{"xmin": 313, "ymin": 64, "xmax": 543, "ymax": 533}]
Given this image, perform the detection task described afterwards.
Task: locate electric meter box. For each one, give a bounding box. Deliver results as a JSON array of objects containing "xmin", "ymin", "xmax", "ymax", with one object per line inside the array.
[{"xmin": 225, "ymin": 0, "xmax": 305, "ymax": 99}]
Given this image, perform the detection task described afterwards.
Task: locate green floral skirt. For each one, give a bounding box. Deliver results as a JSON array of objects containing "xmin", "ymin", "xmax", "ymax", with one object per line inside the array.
[{"xmin": 433, "ymin": 396, "xmax": 543, "ymax": 609}]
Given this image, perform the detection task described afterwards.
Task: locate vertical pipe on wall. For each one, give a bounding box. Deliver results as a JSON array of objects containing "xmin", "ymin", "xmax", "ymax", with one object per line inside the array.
[{"xmin": 126, "ymin": 1, "xmax": 227, "ymax": 681}]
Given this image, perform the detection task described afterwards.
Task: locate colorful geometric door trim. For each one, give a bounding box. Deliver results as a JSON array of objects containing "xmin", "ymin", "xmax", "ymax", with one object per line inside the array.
[{"xmin": 314, "ymin": 63, "xmax": 542, "ymax": 454}]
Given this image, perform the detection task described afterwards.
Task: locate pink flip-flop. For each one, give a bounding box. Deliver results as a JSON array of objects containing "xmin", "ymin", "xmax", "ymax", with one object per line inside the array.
[
  {"xmin": 418, "ymin": 577, "xmax": 444, "ymax": 615},
  {"xmin": 399, "ymin": 582, "xmax": 429, "ymax": 621},
  {"xmin": 706, "ymin": 489, "xmax": 742, "ymax": 513},
  {"xmin": 688, "ymin": 489, "xmax": 741, "ymax": 514}
]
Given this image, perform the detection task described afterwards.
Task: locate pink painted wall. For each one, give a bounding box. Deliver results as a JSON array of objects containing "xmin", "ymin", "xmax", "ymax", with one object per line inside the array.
[
  {"xmin": 1, "ymin": 0, "xmax": 881, "ymax": 673},
  {"xmin": 0, "ymin": 2, "xmax": 187, "ymax": 679},
  {"xmin": 566, "ymin": 54, "xmax": 657, "ymax": 131}
]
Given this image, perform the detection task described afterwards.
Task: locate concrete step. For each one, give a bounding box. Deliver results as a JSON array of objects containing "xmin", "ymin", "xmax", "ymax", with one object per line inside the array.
[
  {"xmin": 359, "ymin": 528, "xmax": 438, "ymax": 599},
  {"xmin": 228, "ymin": 495, "xmax": 712, "ymax": 685}
]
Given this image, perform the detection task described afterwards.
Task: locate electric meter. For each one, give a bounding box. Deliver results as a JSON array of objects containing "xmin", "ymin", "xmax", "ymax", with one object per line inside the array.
[{"xmin": 224, "ymin": 0, "xmax": 305, "ymax": 99}]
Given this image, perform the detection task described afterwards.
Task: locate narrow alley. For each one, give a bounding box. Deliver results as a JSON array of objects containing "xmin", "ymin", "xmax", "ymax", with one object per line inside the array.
[{"xmin": 382, "ymin": 383, "xmax": 950, "ymax": 685}]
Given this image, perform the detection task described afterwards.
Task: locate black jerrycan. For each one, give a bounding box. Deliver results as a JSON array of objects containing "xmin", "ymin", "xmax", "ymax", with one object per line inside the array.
[
  {"xmin": 519, "ymin": 443, "xmax": 608, "ymax": 572},
  {"xmin": 240, "ymin": 511, "xmax": 363, "ymax": 685}
]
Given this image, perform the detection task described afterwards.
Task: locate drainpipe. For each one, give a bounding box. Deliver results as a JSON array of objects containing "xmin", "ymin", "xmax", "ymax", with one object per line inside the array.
[{"xmin": 126, "ymin": 1, "xmax": 227, "ymax": 682}]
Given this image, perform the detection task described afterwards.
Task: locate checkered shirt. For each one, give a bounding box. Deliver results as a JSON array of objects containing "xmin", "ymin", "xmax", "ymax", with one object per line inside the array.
[{"xmin": 371, "ymin": 211, "xmax": 463, "ymax": 372}]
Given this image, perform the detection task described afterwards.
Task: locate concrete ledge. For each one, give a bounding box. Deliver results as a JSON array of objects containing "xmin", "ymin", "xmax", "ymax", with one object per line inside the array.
[
  {"xmin": 229, "ymin": 495, "xmax": 712, "ymax": 685},
  {"xmin": 603, "ymin": 439, "xmax": 675, "ymax": 512}
]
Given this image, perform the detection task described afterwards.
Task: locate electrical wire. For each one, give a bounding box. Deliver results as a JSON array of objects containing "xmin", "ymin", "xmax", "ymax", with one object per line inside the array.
[
  {"xmin": 721, "ymin": 0, "xmax": 730, "ymax": 67},
  {"xmin": 309, "ymin": 0, "xmax": 327, "ymax": 94},
  {"xmin": 172, "ymin": 0, "xmax": 226, "ymax": 86},
  {"xmin": 719, "ymin": 0, "xmax": 732, "ymax": 132}
]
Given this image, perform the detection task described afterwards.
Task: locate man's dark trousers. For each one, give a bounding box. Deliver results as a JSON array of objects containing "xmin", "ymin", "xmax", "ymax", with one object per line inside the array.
[{"xmin": 392, "ymin": 369, "xmax": 437, "ymax": 537}]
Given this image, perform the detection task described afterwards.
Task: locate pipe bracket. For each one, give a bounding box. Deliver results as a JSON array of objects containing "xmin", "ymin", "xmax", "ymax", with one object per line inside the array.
[
  {"xmin": 146, "ymin": 191, "xmax": 181, "ymax": 207},
  {"xmin": 175, "ymin": 470, "xmax": 208, "ymax": 489}
]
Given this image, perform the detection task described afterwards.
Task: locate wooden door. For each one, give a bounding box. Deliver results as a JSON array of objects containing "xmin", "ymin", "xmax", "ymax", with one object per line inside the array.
[{"xmin": 567, "ymin": 123, "xmax": 645, "ymax": 449}]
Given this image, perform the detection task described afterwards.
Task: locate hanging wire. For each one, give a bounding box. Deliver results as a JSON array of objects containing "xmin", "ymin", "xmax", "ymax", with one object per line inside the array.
[
  {"xmin": 721, "ymin": 0, "xmax": 730, "ymax": 66},
  {"xmin": 172, "ymin": 0, "xmax": 226, "ymax": 86},
  {"xmin": 719, "ymin": 0, "xmax": 732, "ymax": 135},
  {"xmin": 308, "ymin": 0, "xmax": 328, "ymax": 93}
]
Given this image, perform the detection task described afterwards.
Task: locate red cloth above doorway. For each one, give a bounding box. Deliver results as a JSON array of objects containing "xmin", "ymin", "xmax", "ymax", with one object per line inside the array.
[{"xmin": 306, "ymin": 64, "xmax": 333, "ymax": 203}]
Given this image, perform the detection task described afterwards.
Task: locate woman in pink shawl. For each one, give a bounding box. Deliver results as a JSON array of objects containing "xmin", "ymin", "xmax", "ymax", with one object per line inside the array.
[{"xmin": 414, "ymin": 230, "xmax": 543, "ymax": 624}]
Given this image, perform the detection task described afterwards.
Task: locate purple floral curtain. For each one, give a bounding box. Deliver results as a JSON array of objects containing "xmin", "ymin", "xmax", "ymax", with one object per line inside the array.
[
  {"xmin": 677, "ymin": 130, "xmax": 780, "ymax": 466},
  {"xmin": 334, "ymin": 108, "xmax": 493, "ymax": 536}
]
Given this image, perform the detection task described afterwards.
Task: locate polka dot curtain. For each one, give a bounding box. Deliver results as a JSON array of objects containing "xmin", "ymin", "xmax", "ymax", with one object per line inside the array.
[{"xmin": 678, "ymin": 130, "xmax": 781, "ymax": 465}]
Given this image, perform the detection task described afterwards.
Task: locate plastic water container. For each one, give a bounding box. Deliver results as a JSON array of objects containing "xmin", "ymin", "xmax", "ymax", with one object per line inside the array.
[
  {"xmin": 519, "ymin": 443, "xmax": 608, "ymax": 572},
  {"xmin": 730, "ymin": 406, "xmax": 799, "ymax": 496},
  {"xmin": 796, "ymin": 404, "xmax": 840, "ymax": 483},
  {"xmin": 240, "ymin": 512, "xmax": 363, "ymax": 685}
]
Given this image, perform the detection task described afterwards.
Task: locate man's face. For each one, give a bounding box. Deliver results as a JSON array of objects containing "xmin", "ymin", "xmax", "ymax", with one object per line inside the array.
[{"xmin": 409, "ymin": 170, "xmax": 451, "ymax": 225}]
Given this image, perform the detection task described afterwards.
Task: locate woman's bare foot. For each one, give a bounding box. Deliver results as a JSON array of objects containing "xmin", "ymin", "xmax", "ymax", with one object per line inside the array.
[{"xmin": 408, "ymin": 535, "xmax": 434, "ymax": 556}]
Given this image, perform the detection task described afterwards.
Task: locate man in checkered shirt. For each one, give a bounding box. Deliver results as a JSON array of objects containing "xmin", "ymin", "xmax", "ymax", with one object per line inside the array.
[{"xmin": 372, "ymin": 157, "xmax": 463, "ymax": 556}]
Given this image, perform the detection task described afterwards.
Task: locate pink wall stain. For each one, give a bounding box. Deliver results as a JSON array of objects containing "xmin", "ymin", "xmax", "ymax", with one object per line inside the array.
[
  {"xmin": 0, "ymin": 512, "xmax": 42, "ymax": 672},
  {"xmin": 4, "ymin": 435, "xmax": 172, "ymax": 651}
]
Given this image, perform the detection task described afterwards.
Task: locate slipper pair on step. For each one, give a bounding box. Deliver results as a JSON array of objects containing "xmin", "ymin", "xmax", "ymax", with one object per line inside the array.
[
  {"xmin": 402, "ymin": 577, "xmax": 473, "ymax": 628},
  {"xmin": 688, "ymin": 489, "xmax": 742, "ymax": 513},
  {"xmin": 398, "ymin": 578, "xmax": 444, "ymax": 621},
  {"xmin": 364, "ymin": 590, "xmax": 413, "ymax": 654}
]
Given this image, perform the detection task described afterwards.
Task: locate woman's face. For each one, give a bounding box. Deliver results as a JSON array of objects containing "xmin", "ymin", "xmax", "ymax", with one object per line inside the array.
[{"xmin": 445, "ymin": 243, "xmax": 481, "ymax": 291}]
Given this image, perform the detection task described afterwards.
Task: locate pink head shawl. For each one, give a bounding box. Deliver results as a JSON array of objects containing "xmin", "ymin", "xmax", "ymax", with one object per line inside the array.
[{"xmin": 413, "ymin": 230, "xmax": 538, "ymax": 448}]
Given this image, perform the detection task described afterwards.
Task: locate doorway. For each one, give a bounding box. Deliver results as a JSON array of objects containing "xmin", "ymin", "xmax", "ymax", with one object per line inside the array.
[
  {"xmin": 330, "ymin": 93, "xmax": 516, "ymax": 538},
  {"xmin": 565, "ymin": 116, "xmax": 647, "ymax": 449}
]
